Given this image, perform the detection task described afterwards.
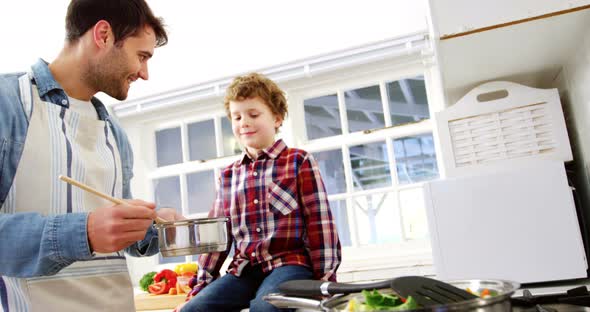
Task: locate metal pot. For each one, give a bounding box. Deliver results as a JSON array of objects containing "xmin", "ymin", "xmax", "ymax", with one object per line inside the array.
[
  {"xmin": 154, "ymin": 217, "xmax": 229, "ymax": 257},
  {"xmin": 264, "ymin": 279, "xmax": 519, "ymax": 312}
]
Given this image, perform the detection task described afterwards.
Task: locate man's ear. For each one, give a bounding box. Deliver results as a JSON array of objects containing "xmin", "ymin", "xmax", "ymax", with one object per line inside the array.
[{"xmin": 92, "ymin": 20, "xmax": 112, "ymax": 48}]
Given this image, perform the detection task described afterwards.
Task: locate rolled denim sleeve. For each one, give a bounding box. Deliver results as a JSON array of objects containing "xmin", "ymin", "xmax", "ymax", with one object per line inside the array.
[
  {"xmin": 0, "ymin": 212, "xmax": 93, "ymax": 278},
  {"xmin": 124, "ymin": 225, "xmax": 159, "ymax": 257}
]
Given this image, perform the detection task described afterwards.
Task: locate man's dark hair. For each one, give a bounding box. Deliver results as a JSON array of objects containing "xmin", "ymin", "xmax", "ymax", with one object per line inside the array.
[{"xmin": 65, "ymin": 0, "xmax": 168, "ymax": 47}]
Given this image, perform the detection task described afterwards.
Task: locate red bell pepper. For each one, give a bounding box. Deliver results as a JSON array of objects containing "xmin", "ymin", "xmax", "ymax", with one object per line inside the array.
[{"xmin": 153, "ymin": 269, "xmax": 178, "ymax": 293}]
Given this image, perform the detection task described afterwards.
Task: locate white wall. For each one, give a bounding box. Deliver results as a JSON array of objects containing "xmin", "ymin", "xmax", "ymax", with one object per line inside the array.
[{"xmin": 554, "ymin": 26, "xmax": 590, "ymax": 245}]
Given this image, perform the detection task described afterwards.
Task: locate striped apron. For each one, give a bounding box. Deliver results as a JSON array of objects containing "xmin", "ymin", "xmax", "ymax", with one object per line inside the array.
[{"xmin": 0, "ymin": 74, "xmax": 135, "ymax": 312}]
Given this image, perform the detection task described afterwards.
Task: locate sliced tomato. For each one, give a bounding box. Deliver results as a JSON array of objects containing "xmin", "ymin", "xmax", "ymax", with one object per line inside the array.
[{"xmin": 148, "ymin": 281, "xmax": 167, "ymax": 295}]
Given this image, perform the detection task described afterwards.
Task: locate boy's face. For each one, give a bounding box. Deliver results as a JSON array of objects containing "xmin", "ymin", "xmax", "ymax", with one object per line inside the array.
[{"xmin": 229, "ymin": 96, "xmax": 282, "ymax": 157}]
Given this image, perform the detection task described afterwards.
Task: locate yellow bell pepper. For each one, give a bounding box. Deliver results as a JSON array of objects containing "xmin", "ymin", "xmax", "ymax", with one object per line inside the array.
[{"xmin": 174, "ymin": 263, "xmax": 198, "ymax": 275}]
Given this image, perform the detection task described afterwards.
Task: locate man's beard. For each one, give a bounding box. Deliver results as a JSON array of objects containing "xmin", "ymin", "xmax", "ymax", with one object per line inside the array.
[{"xmin": 84, "ymin": 48, "xmax": 129, "ymax": 101}]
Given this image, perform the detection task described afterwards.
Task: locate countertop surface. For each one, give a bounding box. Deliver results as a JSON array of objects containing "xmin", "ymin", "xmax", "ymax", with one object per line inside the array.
[{"xmin": 134, "ymin": 293, "xmax": 186, "ymax": 311}]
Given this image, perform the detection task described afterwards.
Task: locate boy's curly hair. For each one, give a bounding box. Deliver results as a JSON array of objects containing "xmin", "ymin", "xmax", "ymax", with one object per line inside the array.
[{"xmin": 223, "ymin": 73, "xmax": 288, "ymax": 122}]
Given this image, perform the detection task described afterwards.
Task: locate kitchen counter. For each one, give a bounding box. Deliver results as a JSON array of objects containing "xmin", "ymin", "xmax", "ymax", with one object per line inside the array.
[{"xmin": 135, "ymin": 293, "xmax": 186, "ymax": 311}]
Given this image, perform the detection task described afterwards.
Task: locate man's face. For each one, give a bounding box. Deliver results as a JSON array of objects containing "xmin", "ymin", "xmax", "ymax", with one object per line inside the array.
[{"xmin": 87, "ymin": 26, "xmax": 156, "ymax": 100}]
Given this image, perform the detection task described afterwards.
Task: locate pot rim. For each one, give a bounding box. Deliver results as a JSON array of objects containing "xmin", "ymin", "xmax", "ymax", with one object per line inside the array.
[{"xmin": 154, "ymin": 216, "xmax": 229, "ymax": 228}]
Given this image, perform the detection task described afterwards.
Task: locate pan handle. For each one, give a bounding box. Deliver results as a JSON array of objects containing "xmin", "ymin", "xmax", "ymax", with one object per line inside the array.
[
  {"xmin": 279, "ymin": 279, "xmax": 391, "ymax": 297},
  {"xmin": 263, "ymin": 293, "xmax": 322, "ymax": 310}
]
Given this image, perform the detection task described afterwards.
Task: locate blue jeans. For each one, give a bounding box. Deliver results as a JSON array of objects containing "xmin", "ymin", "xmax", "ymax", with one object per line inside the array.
[{"xmin": 181, "ymin": 264, "xmax": 313, "ymax": 312}]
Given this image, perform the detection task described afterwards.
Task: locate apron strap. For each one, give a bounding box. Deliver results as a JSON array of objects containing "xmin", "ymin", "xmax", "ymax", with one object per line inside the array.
[{"xmin": 17, "ymin": 73, "xmax": 34, "ymax": 122}]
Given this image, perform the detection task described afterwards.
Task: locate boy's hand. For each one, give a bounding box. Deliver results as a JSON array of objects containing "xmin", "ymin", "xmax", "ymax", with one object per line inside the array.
[{"xmin": 87, "ymin": 199, "xmax": 156, "ymax": 253}]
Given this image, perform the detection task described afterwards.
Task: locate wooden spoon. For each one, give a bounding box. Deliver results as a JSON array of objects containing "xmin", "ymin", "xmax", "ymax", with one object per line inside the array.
[{"xmin": 59, "ymin": 175, "xmax": 167, "ymax": 224}]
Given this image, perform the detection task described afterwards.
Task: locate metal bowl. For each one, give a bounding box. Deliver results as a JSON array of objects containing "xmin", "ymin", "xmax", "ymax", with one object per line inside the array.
[
  {"xmin": 154, "ymin": 217, "xmax": 229, "ymax": 257},
  {"xmin": 264, "ymin": 279, "xmax": 519, "ymax": 312}
]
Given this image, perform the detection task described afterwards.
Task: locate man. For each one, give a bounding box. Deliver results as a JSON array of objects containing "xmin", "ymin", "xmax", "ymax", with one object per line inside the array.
[{"xmin": 0, "ymin": 1, "xmax": 179, "ymax": 311}]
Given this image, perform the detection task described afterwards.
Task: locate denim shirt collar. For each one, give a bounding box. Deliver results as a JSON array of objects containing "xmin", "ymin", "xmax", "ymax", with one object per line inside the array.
[{"xmin": 30, "ymin": 58, "xmax": 111, "ymax": 121}]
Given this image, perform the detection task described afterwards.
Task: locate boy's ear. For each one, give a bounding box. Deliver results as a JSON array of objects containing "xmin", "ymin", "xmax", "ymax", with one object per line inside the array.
[{"xmin": 274, "ymin": 115, "xmax": 284, "ymax": 129}]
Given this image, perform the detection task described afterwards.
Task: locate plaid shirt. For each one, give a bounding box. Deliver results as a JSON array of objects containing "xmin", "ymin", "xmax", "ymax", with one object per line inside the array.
[{"xmin": 189, "ymin": 139, "xmax": 341, "ymax": 296}]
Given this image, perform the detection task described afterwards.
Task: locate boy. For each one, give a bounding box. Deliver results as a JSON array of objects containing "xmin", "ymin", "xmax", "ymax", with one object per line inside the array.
[{"xmin": 179, "ymin": 73, "xmax": 341, "ymax": 312}]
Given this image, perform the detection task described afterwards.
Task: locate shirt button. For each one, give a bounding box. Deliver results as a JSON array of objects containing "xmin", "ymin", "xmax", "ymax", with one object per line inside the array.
[
  {"xmin": 253, "ymin": 171, "xmax": 258, "ymax": 176},
  {"xmin": 267, "ymin": 194, "xmax": 271, "ymax": 199},
  {"xmin": 256, "ymin": 227, "xmax": 261, "ymax": 233},
  {"xmin": 253, "ymin": 199, "xmax": 259, "ymax": 204},
  {"xmin": 61, "ymin": 99, "xmax": 67, "ymax": 105},
  {"xmin": 251, "ymin": 252, "xmax": 256, "ymax": 257}
]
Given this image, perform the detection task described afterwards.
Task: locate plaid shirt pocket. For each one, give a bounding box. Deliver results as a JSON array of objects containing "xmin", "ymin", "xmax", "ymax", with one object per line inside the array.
[{"xmin": 268, "ymin": 177, "xmax": 298, "ymax": 215}]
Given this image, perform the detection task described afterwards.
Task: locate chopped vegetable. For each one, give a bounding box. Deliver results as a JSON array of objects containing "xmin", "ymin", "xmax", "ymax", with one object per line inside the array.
[
  {"xmin": 363, "ymin": 289, "xmax": 401, "ymax": 308},
  {"xmin": 154, "ymin": 269, "xmax": 178, "ymax": 293},
  {"xmin": 176, "ymin": 281, "xmax": 192, "ymax": 294},
  {"xmin": 345, "ymin": 290, "xmax": 418, "ymax": 311},
  {"xmin": 469, "ymin": 288, "xmax": 498, "ymax": 298},
  {"xmin": 388, "ymin": 297, "xmax": 418, "ymax": 311},
  {"xmin": 345, "ymin": 286, "xmax": 498, "ymax": 311},
  {"xmin": 480, "ymin": 288, "xmax": 490, "ymax": 298},
  {"xmin": 181, "ymin": 271, "xmax": 195, "ymax": 278},
  {"xmin": 139, "ymin": 271, "xmax": 157, "ymax": 292},
  {"xmin": 148, "ymin": 281, "xmax": 168, "ymax": 295}
]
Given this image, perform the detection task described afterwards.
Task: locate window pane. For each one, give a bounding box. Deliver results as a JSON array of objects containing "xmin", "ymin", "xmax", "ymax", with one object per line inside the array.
[
  {"xmin": 188, "ymin": 120, "xmax": 216, "ymax": 161},
  {"xmin": 329, "ymin": 200, "xmax": 351, "ymax": 247},
  {"xmin": 155, "ymin": 127, "xmax": 182, "ymax": 167},
  {"xmin": 222, "ymin": 117, "xmax": 241, "ymax": 156},
  {"xmin": 153, "ymin": 176, "xmax": 181, "ymax": 213},
  {"xmin": 345, "ymin": 85, "xmax": 384, "ymax": 133},
  {"xmin": 304, "ymin": 94, "xmax": 342, "ymax": 140},
  {"xmin": 159, "ymin": 254, "xmax": 185, "ymax": 265},
  {"xmin": 349, "ymin": 141, "xmax": 391, "ymax": 191},
  {"xmin": 312, "ymin": 150, "xmax": 346, "ymax": 195},
  {"xmin": 187, "ymin": 170, "xmax": 216, "ymax": 214},
  {"xmin": 399, "ymin": 187, "xmax": 429, "ymax": 240},
  {"xmin": 393, "ymin": 134, "xmax": 439, "ymax": 184},
  {"xmin": 352, "ymin": 192, "xmax": 401, "ymax": 245},
  {"xmin": 386, "ymin": 76, "xmax": 430, "ymax": 126}
]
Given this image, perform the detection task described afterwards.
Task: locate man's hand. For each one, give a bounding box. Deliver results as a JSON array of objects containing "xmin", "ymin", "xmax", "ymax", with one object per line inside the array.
[
  {"xmin": 87, "ymin": 199, "xmax": 157, "ymax": 253},
  {"xmin": 157, "ymin": 207, "xmax": 186, "ymax": 222}
]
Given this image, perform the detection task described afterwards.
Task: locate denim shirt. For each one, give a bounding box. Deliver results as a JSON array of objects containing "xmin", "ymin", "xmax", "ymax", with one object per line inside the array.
[{"xmin": 0, "ymin": 59, "xmax": 158, "ymax": 278}]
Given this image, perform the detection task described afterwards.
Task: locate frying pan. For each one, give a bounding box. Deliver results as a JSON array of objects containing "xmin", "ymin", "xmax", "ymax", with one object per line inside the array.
[
  {"xmin": 279, "ymin": 276, "xmax": 477, "ymax": 307},
  {"xmin": 266, "ymin": 279, "xmax": 520, "ymax": 311}
]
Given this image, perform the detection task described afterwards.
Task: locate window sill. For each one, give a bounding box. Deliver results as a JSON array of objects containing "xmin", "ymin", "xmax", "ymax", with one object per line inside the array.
[{"xmin": 337, "ymin": 240, "xmax": 434, "ymax": 282}]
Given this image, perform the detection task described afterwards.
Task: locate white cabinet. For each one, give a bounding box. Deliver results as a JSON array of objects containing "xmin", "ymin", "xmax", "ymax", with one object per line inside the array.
[
  {"xmin": 430, "ymin": 0, "xmax": 590, "ymax": 38},
  {"xmin": 426, "ymin": 0, "xmax": 590, "ymax": 283},
  {"xmin": 427, "ymin": 0, "xmax": 590, "ymax": 105}
]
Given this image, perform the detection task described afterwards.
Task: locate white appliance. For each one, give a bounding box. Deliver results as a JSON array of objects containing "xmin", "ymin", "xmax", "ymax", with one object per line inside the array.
[
  {"xmin": 435, "ymin": 81, "xmax": 573, "ymax": 178},
  {"xmin": 423, "ymin": 160, "xmax": 587, "ymax": 283},
  {"xmin": 424, "ymin": 81, "xmax": 587, "ymax": 283}
]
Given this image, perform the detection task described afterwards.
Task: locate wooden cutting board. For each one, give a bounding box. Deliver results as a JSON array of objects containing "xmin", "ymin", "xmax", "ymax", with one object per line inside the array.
[{"xmin": 135, "ymin": 293, "xmax": 187, "ymax": 311}]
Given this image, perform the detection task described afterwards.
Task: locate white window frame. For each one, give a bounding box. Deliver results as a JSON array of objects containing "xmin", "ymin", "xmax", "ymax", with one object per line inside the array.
[{"xmin": 284, "ymin": 63, "xmax": 439, "ymax": 276}]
